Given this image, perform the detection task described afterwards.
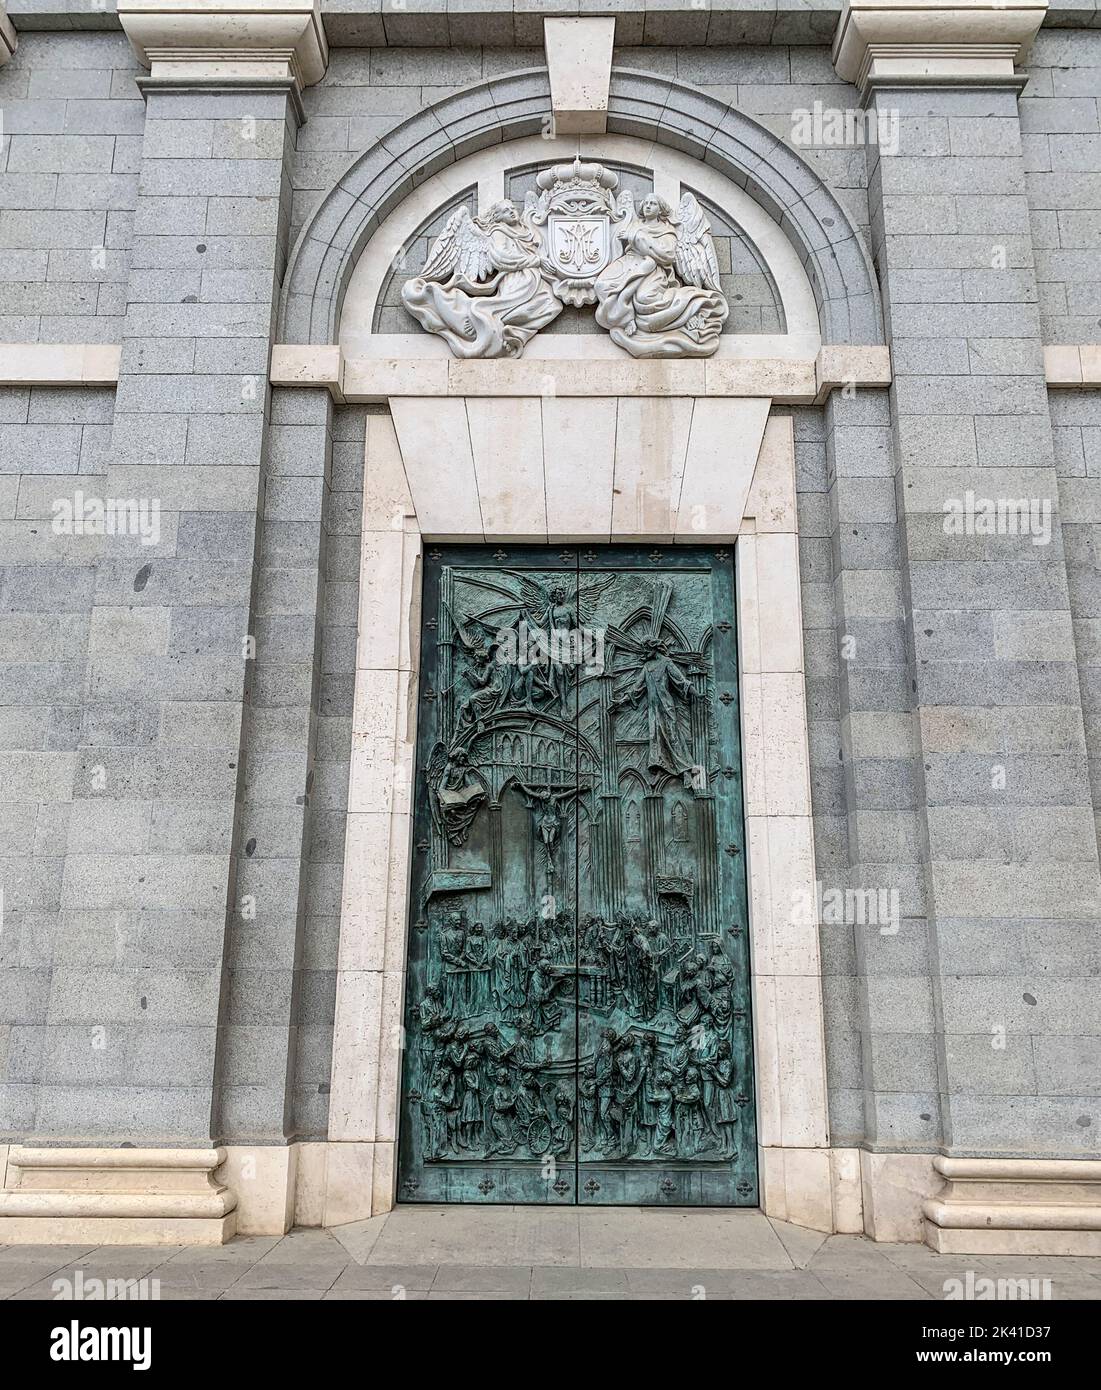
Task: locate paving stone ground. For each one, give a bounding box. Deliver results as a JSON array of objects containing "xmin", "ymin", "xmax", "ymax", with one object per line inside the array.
[{"xmin": 3, "ymin": 1209, "xmax": 1101, "ymax": 1301}]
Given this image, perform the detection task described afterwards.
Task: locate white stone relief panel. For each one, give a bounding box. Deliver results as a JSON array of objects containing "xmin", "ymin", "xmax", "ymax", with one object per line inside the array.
[{"xmin": 340, "ymin": 135, "xmax": 822, "ymax": 364}]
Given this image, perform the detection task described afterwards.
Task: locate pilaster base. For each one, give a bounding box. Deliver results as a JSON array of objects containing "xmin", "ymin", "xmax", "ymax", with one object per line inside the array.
[
  {"xmin": 0, "ymin": 1147, "xmax": 237, "ymax": 1247},
  {"xmin": 923, "ymin": 1158, "xmax": 1101, "ymax": 1256}
]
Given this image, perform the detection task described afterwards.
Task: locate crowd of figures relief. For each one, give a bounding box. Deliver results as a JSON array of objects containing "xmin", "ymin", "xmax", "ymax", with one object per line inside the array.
[
  {"xmin": 406, "ymin": 554, "xmax": 752, "ymax": 1177},
  {"xmin": 419, "ymin": 912, "xmax": 745, "ymax": 1163}
]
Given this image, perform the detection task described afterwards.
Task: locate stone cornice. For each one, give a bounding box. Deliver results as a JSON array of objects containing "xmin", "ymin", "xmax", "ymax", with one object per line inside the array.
[
  {"xmin": 833, "ymin": 0, "xmax": 1048, "ymax": 95},
  {"xmin": 118, "ymin": 0, "xmax": 328, "ymax": 94},
  {"xmin": 7, "ymin": 0, "xmax": 1086, "ymax": 45}
]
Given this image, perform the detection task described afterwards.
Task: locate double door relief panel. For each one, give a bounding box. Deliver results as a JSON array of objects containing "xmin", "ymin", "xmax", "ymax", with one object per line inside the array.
[{"xmin": 397, "ymin": 545, "xmax": 757, "ymax": 1206}]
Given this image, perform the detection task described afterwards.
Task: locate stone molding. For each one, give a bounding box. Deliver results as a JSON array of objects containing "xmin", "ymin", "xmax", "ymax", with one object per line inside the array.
[
  {"xmin": 0, "ymin": 1146, "xmax": 237, "ymax": 1246},
  {"xmin": 1044, "ymin": 344, "xmax": 1101, "ymax": 388},
  {"xmin": 0, "ymin": 6, "xmax": 16, "ymax": 64},
  {"xmin": 833, "ymin": 0, "xmax": 1048, "ymax": 94},
  {"xmin": 0, "ymin": 340, "xmax": 894, "ymax": 400},
  {"xmin": 317, "ymin": 1, "xmax": 846, "ymax": 48},
  {"xmin": 278, "ymin": 69, "xmax": 883, "ymax": 349},
  {"xmin": 18, "ymin": 1138, "xmax": 1098, "ymax": 1244},
  {"xmin": 117, "ymin": 0, "xmax": 328, "ymax": 95},
  {"xmin": 924, "ymin": 1157, "xmax": 1101, "ymax": 1255},
  {"xmin": 544, "ymin": 16, "xmax": 615, "ymax": 134},
  {"xmin": 0, "ymin": 342, "xmax": 120, "ymax": 386}
]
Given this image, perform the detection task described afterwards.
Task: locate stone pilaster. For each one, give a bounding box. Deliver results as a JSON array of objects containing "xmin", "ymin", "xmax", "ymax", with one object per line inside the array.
[
  {"xmin": 825, "ymin": 387, "xmax": 939, "ymax": 1155},
  {"xmin": 0, "ymin": 1, "xmax": 328, "ymax": 1244},
  {"xmin": 835, "ymin": 0, "xmax": 1101, "ymax": 1250}
]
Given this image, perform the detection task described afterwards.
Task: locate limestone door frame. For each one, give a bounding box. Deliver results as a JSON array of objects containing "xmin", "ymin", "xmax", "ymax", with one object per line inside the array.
[{"xmin": 327, "ymin": 393, "xmax": 837, "ymax": 1227}]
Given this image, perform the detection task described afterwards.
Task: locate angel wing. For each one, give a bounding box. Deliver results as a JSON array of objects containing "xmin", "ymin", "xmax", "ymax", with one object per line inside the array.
[
  {"xmin": 610, "ymin": 188, "xmax": 636, "ymax": 250},
  {"xmin": 674, "ymin": 192, "xmax": 721, "ymax": 292},
  {"xmin": 523, "ymin": 188, "xmax": 549, "ymax": 225},
  {"xmin": 613, "ymin": 188, "xmax": 636, "ymax": 223},
  {"xmin": 442, "ymin": 599, "xmax": 497, "ymax": 653},
  {"xmin": 497, "ymin": 570, "xmax": 551, "ymax": 622},
  {"xmin": 418, "ymin": 205, "xmax": 496, "ymax": 285},
  {"xmin": 572, "ymin": 572, "xmax": 619, "ymax": 626},
  {"xmin": 425, "ymin": 740, "xmax": 449, "ymax": 833}
]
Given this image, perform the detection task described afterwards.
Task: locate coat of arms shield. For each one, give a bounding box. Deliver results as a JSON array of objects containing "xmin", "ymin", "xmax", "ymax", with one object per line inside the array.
[{"xmin": 547, "ymin": 214, "xmax": 611, "ymax": 279}]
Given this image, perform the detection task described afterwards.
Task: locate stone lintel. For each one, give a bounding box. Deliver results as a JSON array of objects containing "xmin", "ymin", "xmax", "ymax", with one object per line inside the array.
[{"xmin": 833, "ymin": 0, "xmax": 1048, "ymax": 95}]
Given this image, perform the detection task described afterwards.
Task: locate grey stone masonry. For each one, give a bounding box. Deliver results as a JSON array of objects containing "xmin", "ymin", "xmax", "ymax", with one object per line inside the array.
[
  {"xmin": 824, "ymin": 387, "xmax": 937, "ymax": 1151},
  {"xmin": 867, "ymin": 85, "xmax": 1101, "ymax": 1158},
  {"xmin": 37, "ymin": 85, "xmax": 299, "ymax": 1144},
  {"xmin": 0, "ymin": 386, "xmax": 112, "ymax": 1139},
  {"xmin": 1022, "ymin": 29, "xmax": 1101, "ymax": 345},
  {"xmin": 0, "ymin": 31, "xmax": 143, "ymax": 345},
  {"xmin": 216, "ymin": 384, "xmax": 332, "ymax": 1143}
]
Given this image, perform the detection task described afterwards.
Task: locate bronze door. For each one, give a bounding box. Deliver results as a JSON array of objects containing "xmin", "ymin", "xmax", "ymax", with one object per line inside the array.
[{"xmin": 397, "ymin": 545, "xmax": 757, "ymax": 1206}]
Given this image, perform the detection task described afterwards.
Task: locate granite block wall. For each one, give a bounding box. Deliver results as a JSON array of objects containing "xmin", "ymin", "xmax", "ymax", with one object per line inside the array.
[
  {"xmin": 0, "ymin": 19, "xmax": 1098, "ymax": 1161},
  {"xmin": 0, "ymin": 32, "xmax": 141, "ymax": 345}
]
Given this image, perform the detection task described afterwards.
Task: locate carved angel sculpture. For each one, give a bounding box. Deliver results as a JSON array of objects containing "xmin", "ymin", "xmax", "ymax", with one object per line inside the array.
[
  {"xmin": 501, "ymin": 570, "xmax": 619, "ymax": 711},
  {"xmin": 594, "ymin": 192, "xmax": 729, "ymax": 359},
  {"xmin": 426, "ymin": 743, "xmax": 486, "ymax": 846},
  {"xmin": 401, "ymin": 201, "xmax": 563, "ymax": 358}
]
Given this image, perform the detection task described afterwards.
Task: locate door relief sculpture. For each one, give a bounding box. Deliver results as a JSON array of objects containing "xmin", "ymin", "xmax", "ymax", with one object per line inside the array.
[{"xmin": 398, "ymin": 546, "xmax": 757, "ymax": 1205}]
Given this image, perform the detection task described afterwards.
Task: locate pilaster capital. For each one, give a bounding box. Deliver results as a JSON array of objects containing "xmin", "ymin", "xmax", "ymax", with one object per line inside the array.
[
  {"xmin": 118, "ymin": 0, "xmax": 328, "ymax": 96},
  {"xmin": 832, "ymin": 0, "xmax": 1047, "ymax": 96}
]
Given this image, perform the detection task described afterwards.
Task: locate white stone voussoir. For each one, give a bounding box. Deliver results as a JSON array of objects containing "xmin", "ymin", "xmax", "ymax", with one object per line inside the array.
[{"xmin": 544, "ymin": 17, "xmax": 616, "ymax": 135}]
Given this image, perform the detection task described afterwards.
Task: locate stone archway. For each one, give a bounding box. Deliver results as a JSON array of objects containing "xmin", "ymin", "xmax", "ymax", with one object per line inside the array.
[{"xmin": 277, "ymin": 68, "xmax": 884, "ymax": 351}]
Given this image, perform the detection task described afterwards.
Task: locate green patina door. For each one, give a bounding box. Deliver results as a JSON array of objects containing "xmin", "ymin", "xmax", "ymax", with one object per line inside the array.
[{"xmin": 397, "ymin": 545, "xmax": 757, "ymax": 1206}]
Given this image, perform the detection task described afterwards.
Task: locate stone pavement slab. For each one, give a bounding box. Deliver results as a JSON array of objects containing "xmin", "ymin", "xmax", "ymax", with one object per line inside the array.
[
  {"xmin": 365, "ymin": 1204, "xmax": 581, "ymax": 1267},
  {"xmin": 3, "ymin": 1209, "xmax": 1101, "ymax": 1300},
  {"xmin": 578, "ymin": 1207, "xmax": 787, "ymax": 1269}
]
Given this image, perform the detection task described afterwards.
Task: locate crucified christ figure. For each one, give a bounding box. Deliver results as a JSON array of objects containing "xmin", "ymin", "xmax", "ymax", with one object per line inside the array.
[{"xmin": 514, "ymin": 780, "xmax": 584, "ymax": 883}]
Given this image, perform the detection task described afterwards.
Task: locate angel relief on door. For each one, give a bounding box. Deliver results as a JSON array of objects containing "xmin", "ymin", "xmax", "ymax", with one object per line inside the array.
[{"xmin": 398, "ymin": 547, "xmax": 757, "ymax": 1206}]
